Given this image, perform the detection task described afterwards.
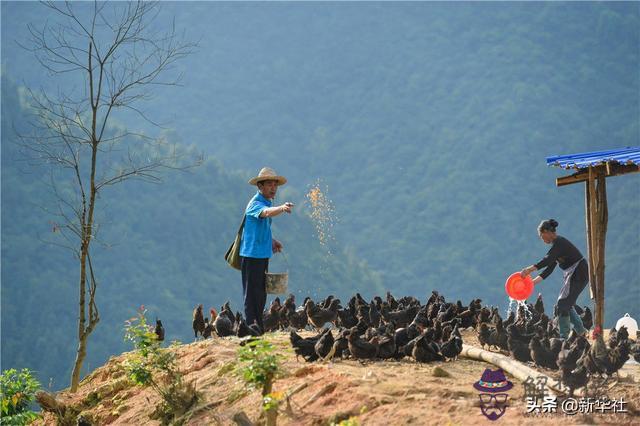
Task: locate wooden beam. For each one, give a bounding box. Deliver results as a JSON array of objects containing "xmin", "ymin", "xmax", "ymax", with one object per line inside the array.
[{"xmin": 556, "ymin": 163, "xmax": 639, "ymax": 187}]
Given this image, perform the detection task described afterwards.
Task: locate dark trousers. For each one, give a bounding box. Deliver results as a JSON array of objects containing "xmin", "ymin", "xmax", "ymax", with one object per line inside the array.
[
  {"xmin": 555, "ymin": 259, "xmax": 589, "ymax": 316},
  {"xmin": 240, "ymin": 256, "xmax": 268, "ymax": 330}
]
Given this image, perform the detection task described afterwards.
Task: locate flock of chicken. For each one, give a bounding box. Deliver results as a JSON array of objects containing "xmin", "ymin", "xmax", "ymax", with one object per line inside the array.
[
  {"xmin": 184, "ymin": 291, "xmax": 640, "ymax": 396},
  {"xmin": 288, "ymin": 292, "xmax": 466, "ymax": 363},
  {"xmin": 476, "ymin": 294, "xmax": 640, "ymax": 395},
  {"xmin": 192, "ymin": 291, "xmax": 472, "ymax": 362}
]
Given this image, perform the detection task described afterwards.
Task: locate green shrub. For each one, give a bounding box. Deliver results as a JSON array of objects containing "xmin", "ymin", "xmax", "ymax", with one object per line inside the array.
[
  {"xmin": 123, "ymin": 307, "xmax": 198, "ymax": 425},
  {"xmin": 236, "ymin": 339, "xmax": 283, "ymax": 396},
  {"xmin": 236, "ymin": 339, "xmax": 284, "ymax": 426},
  {"xmin": 1, "ymin": 368, "xmax": 41, "ymax": 425}
]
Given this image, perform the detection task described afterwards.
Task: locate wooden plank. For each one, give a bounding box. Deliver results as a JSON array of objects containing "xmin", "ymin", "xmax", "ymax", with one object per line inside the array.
[
  {"xmin": 556, "ymin": 163, "xmax": 639, "ymax": 187},
  {"xmin": 557, "ymin": 171, "xmax": 589, "ymax": 187}
]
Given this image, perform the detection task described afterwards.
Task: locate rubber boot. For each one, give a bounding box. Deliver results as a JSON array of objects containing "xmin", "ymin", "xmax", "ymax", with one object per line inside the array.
[
  {"xmin": 558, "ymin": 313, "xmax": 571, "ymax": 339},
  {"xmin": 569, "ymin": 307, "xmax": 586, "ymax": 335}
]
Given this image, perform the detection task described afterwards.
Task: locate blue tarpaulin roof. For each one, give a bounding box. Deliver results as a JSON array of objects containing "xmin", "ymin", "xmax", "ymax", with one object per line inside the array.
[{"xmin": 546, "ymin": 147, "xmax": 640, "ymax": 170}]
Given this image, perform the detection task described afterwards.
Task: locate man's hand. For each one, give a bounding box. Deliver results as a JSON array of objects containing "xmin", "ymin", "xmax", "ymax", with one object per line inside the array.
[
  {"xmin": 281, "ymin": 202, "xmax": 294, "ymax": 214},
  {"xmin": 272, "ymin": 239, "xmax": 283, "ymax": 253}
]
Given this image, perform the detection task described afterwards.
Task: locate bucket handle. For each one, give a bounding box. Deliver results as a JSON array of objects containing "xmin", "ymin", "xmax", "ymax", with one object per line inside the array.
[{"xmin": 280, "ymin": 250, "xmax": 291, "ymax": 270}]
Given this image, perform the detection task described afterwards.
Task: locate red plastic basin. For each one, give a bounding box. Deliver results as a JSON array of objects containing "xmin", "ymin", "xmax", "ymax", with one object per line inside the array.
[{"xmin": 505, "ymin": 272, "xmax": 534, "ymax": 301}]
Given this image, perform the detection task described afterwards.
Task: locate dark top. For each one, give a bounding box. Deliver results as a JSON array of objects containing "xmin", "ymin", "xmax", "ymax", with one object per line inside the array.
[{"xmin": 534, "ymin": 236, "xmax": 584, "ymax": 280}]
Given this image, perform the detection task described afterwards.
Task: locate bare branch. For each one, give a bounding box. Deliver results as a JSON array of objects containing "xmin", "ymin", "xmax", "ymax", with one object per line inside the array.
[{"xmin": 19, "ymin": 0, "xmax": 199, "ymax": 392}]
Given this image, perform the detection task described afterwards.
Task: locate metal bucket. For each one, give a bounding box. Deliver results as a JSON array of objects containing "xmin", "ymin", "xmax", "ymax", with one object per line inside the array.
[{"xmin": 265, "ymin": 272, "xmax": 288, "ymax": 294}]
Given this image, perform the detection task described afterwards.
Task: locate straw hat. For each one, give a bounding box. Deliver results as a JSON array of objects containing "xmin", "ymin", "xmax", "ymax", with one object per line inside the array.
[{"xmin": 248, "ymin": 167, "xmax": 287, "ymax": 186}]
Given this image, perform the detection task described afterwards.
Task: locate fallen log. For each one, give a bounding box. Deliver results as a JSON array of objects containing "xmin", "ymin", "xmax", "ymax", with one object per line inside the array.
[{"xmin": 460, "ymin": 344, "xmax": 585, "ymax": 397}]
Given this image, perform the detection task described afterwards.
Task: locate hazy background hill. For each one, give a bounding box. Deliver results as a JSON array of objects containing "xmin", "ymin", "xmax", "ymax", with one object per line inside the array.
[{"xmin": 2, "ymin": 1, "xmax": 639, "ymax": 390}]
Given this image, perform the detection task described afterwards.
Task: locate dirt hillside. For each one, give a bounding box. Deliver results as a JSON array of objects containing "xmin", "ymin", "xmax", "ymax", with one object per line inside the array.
[{"xmin": 36, "ymin": 329, "xmax": 639, "ymax": 425}]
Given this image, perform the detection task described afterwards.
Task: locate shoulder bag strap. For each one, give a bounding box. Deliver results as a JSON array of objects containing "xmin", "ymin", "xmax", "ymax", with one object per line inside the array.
[{"xmin": 237, "ymin": 215, "xmax": 246, "ymax": 237}]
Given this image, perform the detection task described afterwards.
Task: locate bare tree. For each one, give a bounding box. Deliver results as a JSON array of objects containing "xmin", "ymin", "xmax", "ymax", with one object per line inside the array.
[{"xmin": 17, "ymin": 1, "xmax": 200, "ymax": 392}]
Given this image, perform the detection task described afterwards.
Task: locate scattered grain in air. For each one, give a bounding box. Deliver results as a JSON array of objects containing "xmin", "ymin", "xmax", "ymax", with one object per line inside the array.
[{"xmin": 305, "ymin": 180, "xmax": 337, "ymax": 254}]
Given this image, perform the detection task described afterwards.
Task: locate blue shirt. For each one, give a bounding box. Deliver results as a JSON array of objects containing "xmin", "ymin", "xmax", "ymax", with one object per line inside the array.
[{"xmin": 239, "ymin": 192, "xmax": 273, "ymax": 259}]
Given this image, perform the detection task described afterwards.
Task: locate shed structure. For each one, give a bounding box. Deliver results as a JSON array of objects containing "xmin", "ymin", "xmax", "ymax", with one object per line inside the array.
[{"xmin": 546, "ymin": 146, "xmax": 640, "ymax": 329}]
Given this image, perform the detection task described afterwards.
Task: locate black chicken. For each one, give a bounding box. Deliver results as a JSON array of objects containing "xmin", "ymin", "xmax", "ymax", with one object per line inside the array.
[
  {"xmin": 376, "ymin": 335, "xmax": 397, "ymax": 360},
  {"xmin": 436, "ymin": 304, "xmax": 456, "ymax": 324},
  {"xmin": 432, "ymin": 320, "xmax": 443, "ymax": 343},
  {"xmin": 440, "ymin": 331, "xmax": 463, "ymax": 361},
  {"xmin": 426, "ymin": 291, "xmax": 440, "ymax": 306},
  {"xmin": 235, "ymin": 312, "xmax": 260, "ymax": 337},
  {"xmin": 561, "ymin": 363, "xmax": 589, "ymax": 397},
  {"xmin": 529, "ymin": 335, "xmax": 558, "ymax": 370},
  {"xmin": 314, "ymin": 329, "xmax": 335, "ymax": 360},
  {"xmin": 507, "ymin": 325, "xmax": 533, "ymax": 362},
  {"xmin": 219, "ymin": 301, "xmax": 235, "ymax": 323},
  {"xmin": 533, "ymin": 314, "xmax": 549, "ymax": 332},
  {"xmin": 328, "ymin": 329, "xmax": 351, "ymax": 360},
  {"xmin": 154, "ymin": 319, "xmax": 165, "ymax": 342},
  {"xmin": 477, "ymin": 307, "xmax": 492, "ymax": 325},
  {"xmin": 441, "ymin": 318, "xmax": 460, "ymax": 342},
  {"xmin": 489, "ymin": 319, "xmax": 509, "ymax": 352},
  {"xmin": 369, "ymin": 302, "xmax": 382, "ymax": 328},
  {"xmin": 287, "ymin": 305, "xmax": 308, "ymax": 330},
  {"xmin": 354, "ymin": 293, "xmax": 368, "ymax": 310},
  {"xmin": 604, "ymin": 339, "xmax": 631, "ymax": 377},
  {"xmin": 202, "ymin": 318, "xmax": 213, "ymax": 339},
  {"xmin": 336, "ymin": 307, "xmax": 358, "ymax": 329},
  {"xmin": 580, "ymin": 306, "xmax": 593, "ymax": 330},
  {"xmin": 412, "ymin": 333, "xmax": 444, "ymax": 363},
  {"xmin": 488, "ymin": 307, "xmax": 502, "ymax": 325},
  {"xmin": 213, "ymin": 311, "xmax": 234, "ymax": 337},
  {"xmin": 394, "ymin": 323, "xmax": 420, "ymax": 354},
  {"xmin": 262, "ymin": 300, "xmax": 281, "ymax": 332},
  {"xmin": 557, "ymin": 333, "xmax": 589, "ymax": 371},
  {"xmin": 503, "ymin": 311, "xmax": 516, "ymax": 329},
  {"xmin": 533, "ymin": 293, "xmax": 545, "ymax": 315},
  {"xmin": 477, "ymin": 323, "xmax": 493, "ymax": 350},
  {"xmin": 402, "ymin": 334, "xmax": 422, "ymax": 358},
  {"xmin": 306, "ymin": 299, "xmax": 340, "ymax": 329},
  {"xmin": 410, "ymin": 307, "xmax": 430, "ymax": 330},
  {"xmin": 631, "ymin": 341, "xmax": 640, "ymax": 363},
  {"xmin": 456, "ymin": 308, "xmax": 476, "ymax": 329},
  {"xmin": 290, "ymin": 330, "xmax": 321, "ymax": 362},
  {"xmin": 321, "ymin": 295, "xmax": 335, "ymax": 309},
  {"xmin": 580, "ymin": 327, "xmax": 629, "ymax": 378},
  {"xmin": 192, "ymin": 304, "xmax": 205, "ymax": 338},
  {"xmin": 381, "ymin": 305, "xmax": 420, "ymax": 329},
  {"xmin": 607, "ymin": 326, "xmax": 629, "ymax": 350},
  {"xmin": 356, "ymin": 305, "xmax": 372, "ymax": 327},
  {"xmin": 386, "ymin": 291, "xmax": 399, "ymax": 311},
  {"xmin": 348, "ymin": 328, "xmax": 379, "ymax": 360}
]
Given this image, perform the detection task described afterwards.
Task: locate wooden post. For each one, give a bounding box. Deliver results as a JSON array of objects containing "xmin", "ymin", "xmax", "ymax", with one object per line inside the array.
[
  {"xmin": 595, "ymin": 171, "xmax": 608, "ymax": 329},
  {"xmin": 585, "ymin": 180, "xmax": 596, "ymax": 301},
  {"xmin": 587, "ymin": 166, "xmax": 602, "ymax": 329},
  {"xmin": 555, "ymin": 158, "xmax": 635, "ymax": 329}
]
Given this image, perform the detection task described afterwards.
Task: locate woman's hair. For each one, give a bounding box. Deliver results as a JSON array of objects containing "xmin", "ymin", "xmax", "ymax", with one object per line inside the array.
[{"xmin": 538, "ymin": 219, "xmax": 559, "ymax": 234}]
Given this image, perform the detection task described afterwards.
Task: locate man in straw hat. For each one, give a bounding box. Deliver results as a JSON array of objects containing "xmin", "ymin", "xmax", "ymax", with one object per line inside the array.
[{"xmin": 240, "ymin": 167, "xmax": 294, "ymax": 333}]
